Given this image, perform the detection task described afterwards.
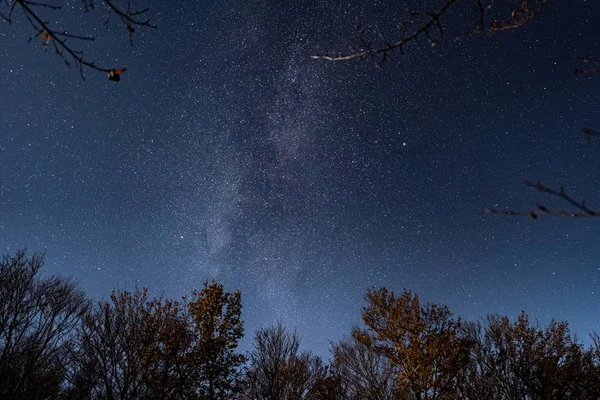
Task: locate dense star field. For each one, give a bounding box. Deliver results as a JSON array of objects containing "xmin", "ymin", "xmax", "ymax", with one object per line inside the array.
[{"xmin": 1, "ymin": 0, "xmax": 599, "ymax": 357}]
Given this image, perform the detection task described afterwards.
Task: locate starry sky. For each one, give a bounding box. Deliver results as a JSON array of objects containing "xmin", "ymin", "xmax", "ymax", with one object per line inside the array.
[{"xmin": 1, "ymin": 0, "xmax": 599, "ymax": 357}]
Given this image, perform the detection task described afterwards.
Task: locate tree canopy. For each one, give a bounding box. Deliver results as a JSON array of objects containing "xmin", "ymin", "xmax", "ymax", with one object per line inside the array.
[{"xmin": 2, "ymin": 250, "xmax": 599, "ymax": 399}]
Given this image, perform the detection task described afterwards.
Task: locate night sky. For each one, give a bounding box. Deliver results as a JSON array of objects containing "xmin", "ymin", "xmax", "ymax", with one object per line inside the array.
[{"xmin": 1, "ymin": 0, "xmax": 599, "ymax": 357}]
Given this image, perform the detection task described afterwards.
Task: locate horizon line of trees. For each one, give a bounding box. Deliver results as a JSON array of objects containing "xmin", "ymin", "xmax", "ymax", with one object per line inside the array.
[{"xmin": 2, "ymin": 250, "xmax": 599, "ymax": 399}]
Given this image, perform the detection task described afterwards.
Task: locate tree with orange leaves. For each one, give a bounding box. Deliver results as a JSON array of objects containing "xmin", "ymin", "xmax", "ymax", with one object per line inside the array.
[
  {"xmin": 357, "ymin": 287, "xmax": 470, "ymax": 400},
  {"xmin": 184, "ymin": 280, "xmax": 246, "ymax": 400},
  {"xmin": 66, "ymin": 281, "xmax": 246, "ymax": 399}
]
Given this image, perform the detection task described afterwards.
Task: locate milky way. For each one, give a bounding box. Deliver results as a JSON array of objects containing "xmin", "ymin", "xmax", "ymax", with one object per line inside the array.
[{"xmin": 1, "ymin": 0, "xmax": 600, "ymax": 357}]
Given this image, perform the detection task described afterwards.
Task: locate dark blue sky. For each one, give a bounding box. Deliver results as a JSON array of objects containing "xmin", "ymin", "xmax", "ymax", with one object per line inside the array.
[{"xmin": 1, "ymin": 0, "xmax": 599, "ymax": 357}]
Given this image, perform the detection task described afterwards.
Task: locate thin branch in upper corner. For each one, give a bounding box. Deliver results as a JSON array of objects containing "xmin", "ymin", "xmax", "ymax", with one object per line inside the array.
[
  {"xmin": 483, "ymin": 180, "xmax": 600, "ymax": 219},
  {"xmin": 465, "ymin": 0, "xmax": 548, "ymax": 36},
  {"xmin": 311, "ymin": 0, "xmax": 458, "ymax": 65},
  {"xmin": 488, "ymin": 1, "xmax": 548, "ymax": 32},
  {"xmin": 574, "ymin": 56, "xmax": 600, "ymax": 75},
  {"xmin": 312, "ymin": 0, "xmax": 547, "ymax": 66},
  {"xmin": 3, "ymin": 0, "xmax": 155, "ymax": 80},
  {"xmin": 0, "ymin": 0, "xmax": 20, "ymax": 23},
  {"xmin": 96, "ymin": 0, "xmax": 156, "ymax": 46}
]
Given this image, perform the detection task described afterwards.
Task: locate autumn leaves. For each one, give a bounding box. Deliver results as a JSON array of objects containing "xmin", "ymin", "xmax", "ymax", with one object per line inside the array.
[{"xmin": 2, "ymin": 250, "xmax": 600, "ymax": 399}]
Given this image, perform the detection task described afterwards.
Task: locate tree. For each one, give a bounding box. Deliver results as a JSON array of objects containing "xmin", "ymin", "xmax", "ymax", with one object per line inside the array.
[
  {"xmin": 68, "ymin": 281, "xmax": 246, "ymax": 400},
  {"xmin": 304, "ymin": 367, "xmax": 345, "ymax": 400},
  {"xmin": 330, "ymin": 329, "xmax": 408, "ymax": 400},
  {"xmin": 0, "ymin": 250, "xmax": 89, "ymax": 400},
  {"xmin": 473, "ymin": 312, "xmax": 600, "ymax": 400},
  {"xmin": 459, "ymin": 313, "xmax": 598, "ymax": 400},
  {"xmin": 68, "ymin": 288, "xmax": 161, "ymax": 399},
  {"xmin": 243, "ymin": 322, "xmax": 327, "ymax": 400},
  {"xmin": 141, "ymin": 296, "xmax": 192, "ymax": 399},
  {"xmin": 1, "ymin": 0, "xmax": 155, "ymax": 80},
  {"xmin": 357, "ymin": 287, "xmax": 471, "ymax": 400},
  {"xmin": 184, "ymin": 280, "xmax": 247, "ymax": 399},
  {"xmin": 584, "ymin": 332, "xmax": 600, "ymax": 396}
]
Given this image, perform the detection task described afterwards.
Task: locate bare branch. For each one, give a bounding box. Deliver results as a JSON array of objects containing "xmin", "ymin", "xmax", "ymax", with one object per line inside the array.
[
  {"xmin": 489, "ymin": 0, "xmax": 547, "ymax": 32},
  {"xmin": 103, "ymin": 0, "xmax": 154, "ymax": 29},
  {"xmin": 312, "ymin": 1, "xmax": 547, "ymax": 64},
  {"xmin": 311, "ymin": 0, "xmax": 458, "ymax": 63},
  {"xmin": 574, "ymin": 56, "xmax": 600, "ymax": 75},
  {"xmin": 2, "ymin": 0, "xmax": 154, "ymax": 80},
  {"xmin": 0, "ymin": 0, "xmax": 19, "ymax": 23},
  {"xmin": 484, "ymin": 180, "xmax": 600, "ymax": 219},
  {"xmin": 101, "ymin": 0, "xmax": 155, "ymax": 47},
  {"xmin": 468, "ymin": 0, "xmax": 488, "ymax": 34},
  {"xmin": 18, "ymin": 0, "xmax": 111, "ymax": 78},
  {"xmin": 25, "ymin": 1, "xmax": 60, "ymax": 11}
]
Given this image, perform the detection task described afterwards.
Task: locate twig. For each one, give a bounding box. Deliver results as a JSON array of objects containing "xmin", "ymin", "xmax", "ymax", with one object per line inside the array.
[
  {"xmin": 574, "ymin": 56, "xmax": 600, "ymax": 75},
  {"xmin": 469, "ymin": 0, "xmax": 487, "ymax": 34},
  {"xmin": 18, "ymin": 0, "xmax": 111, "ymax": 78},
  {"xmin": 102, "ymin": 0, "xmax": 154, "ymax": 29},
  {"xmin": 489, "ymin": 0, "xmax": 547, "ymax": 32},
  {"xmin": 2, "ymin": 0, "xmax": 154, "ymax": 80},
  {"xmin": 313, "ymin": 1, "xmax": 547, "ymax": 65},
  {"xmin": 311, "ymin": 0, "xmax": 457, "ymax": 63},
  {"xmin": 484, "ymin": 180, "xmax": 600, "ymax": 219},
  {"xmin": 25, "ymin": 1, "xmax": 60, "ymax": 10},
  {"xmin": 0, "ymin": 0, "xmax": 19, "ymax": 23}
]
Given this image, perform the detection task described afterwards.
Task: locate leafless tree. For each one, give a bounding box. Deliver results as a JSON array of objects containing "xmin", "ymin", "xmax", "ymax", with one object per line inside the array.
[
  {"xmin": 459, "ymin": 314, "xmax": 596, "ymax": 400},
  {"xmin": 67, "ymin": 288, "xmax": 160, "ymax": 400},
  {"xmin": 243, "ymin": 322, "xmax": 327, "ymax": 400},
  {"xmin": 330, "ymin": 328, "xmax": 408, "ymax": 400},
  {"xmin": 0, "ymin": 250, "xmax": 89, "ymax": 400},
  {"xmin": 0, "ymin": 0, "xmax": 155, "ymax": 80}
]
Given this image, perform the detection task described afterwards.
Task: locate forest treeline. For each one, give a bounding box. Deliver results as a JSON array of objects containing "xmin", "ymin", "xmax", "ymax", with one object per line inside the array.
[{"xmin": 2, "ymin": 250, "xmax": 599, "ymax": 399}]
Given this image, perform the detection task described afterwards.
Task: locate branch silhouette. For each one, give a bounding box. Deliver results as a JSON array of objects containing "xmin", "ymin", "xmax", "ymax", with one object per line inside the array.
[
  {"xmin": 311, "ymin": 0, "xmax": 457, "ymax": 66},
  {"xmin": 484, "ymin": 180, "xmax": 600, "ymax": 219},
  {"xmin": 1, "ymin": 0, "xmax": 155, "ymax": 80},
  {"xmin": 312, "ymin": 0, "xmax": 547, "ymax": 66},
  {"xmin": 574, "ymin": 56, "xmax": 600, "ymax": 75}
]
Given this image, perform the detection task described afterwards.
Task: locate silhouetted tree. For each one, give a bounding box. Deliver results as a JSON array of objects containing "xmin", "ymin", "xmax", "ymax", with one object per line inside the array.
[
  {"xmin": 330, "ymin": 328, "xmax": 408, "ymax": 400},
  {"xmin": 460, "ymin": 313, "xmax": 598, "ymax": 400},
  {"xmin": 68, "ymin": 288, "xmax": 160, "ymax": 399},
  {"xmin": 451, "ymin": 321, "xmax": 500, "ymax": 399},
  {"xmin": 6, "ymin": 249, "xmax": 600, "ymax": 399},
  {"xmin": 142, "ymin": 296, "xmax": 192, "ymax": 399},
  {"xmin": 1, "ymin": 0, "xmax": 155, "ymax": 79},
  {"xmin": 304, "ymin": 367, "xmax": 346, "ymax": 400},
  {"xmin": 0, "ymin": 250, "xmax": 89, "ymax": 400},
  {"xmin": 243, "ymin": 322, "xmax": 328, "ymax": 400},
  {"xmin": 583, "ymin": 332, "xmax": 600, "ymax": 396}
]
